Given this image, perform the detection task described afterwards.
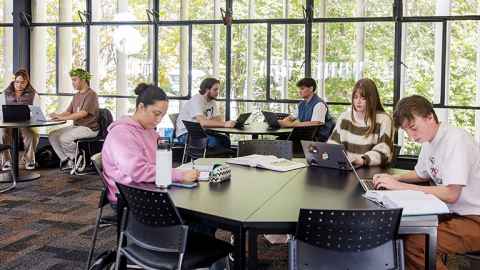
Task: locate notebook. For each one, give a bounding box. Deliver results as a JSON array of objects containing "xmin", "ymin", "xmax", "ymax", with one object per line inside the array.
[
  {"xmin": 363, "ymin": 190, "xmax": 450, "ymax": 216},
  {"xmin": 227, "ymin": 154, "xmax": 306, "ymax": 172}
]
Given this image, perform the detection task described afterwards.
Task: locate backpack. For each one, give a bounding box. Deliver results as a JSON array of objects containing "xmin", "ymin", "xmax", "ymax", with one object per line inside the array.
[{"xmin": 35, "ymin": 144, "xmax": 60, "ymax": 168}]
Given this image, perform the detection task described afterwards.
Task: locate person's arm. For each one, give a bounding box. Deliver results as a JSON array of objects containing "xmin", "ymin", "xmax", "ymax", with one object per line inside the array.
[
  {"xmin": 57, "ymin": 92, "xmax": 98, "ymax": 121},
  {"xmin": 107, "ymin": 130, "xmax": 196, "ymax": 184},
  {"xmin": 327, "ymin": 112, "xmax": 346, "ymax": 145},
  {"xmin": 359, "ymin": 115, "xmax": 394, "ymax": 166},
  {"xmin": 195, "ymin": 115, "xmax": 235, "ymax": 128},
  {"xmin": 373, "ymin": 175, "xmax": 462, "ymax": 204}
]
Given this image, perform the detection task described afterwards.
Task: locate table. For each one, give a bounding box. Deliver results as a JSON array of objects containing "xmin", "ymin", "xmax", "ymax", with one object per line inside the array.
[
  {"xmin": 208, "ymin": 122, "xmax": 293, "ymax": 139},
  {"xmin": 0, "ymin": 120, "xmax": 66, "ymax": 182},
  {"xmin": 245, "ymin": 165, "xmax": 438, "ymax": 270},
  {"xmin": 133, "ymin": 159, "xmax": 438, "ymax": 270}
]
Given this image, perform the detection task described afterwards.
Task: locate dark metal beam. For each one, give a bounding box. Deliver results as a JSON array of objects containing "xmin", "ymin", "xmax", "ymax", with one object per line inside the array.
[{"xmin": 12, "ymin": 0, "xmax": 31, "ymax": 72}]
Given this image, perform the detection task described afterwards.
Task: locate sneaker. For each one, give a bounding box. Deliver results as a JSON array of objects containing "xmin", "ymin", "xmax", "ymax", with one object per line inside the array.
[
  {"xmin": 60, "ymin": 159, "xmax": 73, "ymax": 171},
  {"xmin": 70, "ymin": 154, "xmax": 84, "ymax": 175},
  {"xmin": 2, "ymin": 161, "xmax": 11, "ymax": 171},
  {"xmin": 25, "ymin": 160, "xmax": 36, "ymax": 170}
]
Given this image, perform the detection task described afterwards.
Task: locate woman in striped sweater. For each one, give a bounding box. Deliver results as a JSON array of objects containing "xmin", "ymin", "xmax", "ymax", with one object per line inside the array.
[{"xmin": 328, "ymin": 78, "xmax": 393, "ymax": 167}]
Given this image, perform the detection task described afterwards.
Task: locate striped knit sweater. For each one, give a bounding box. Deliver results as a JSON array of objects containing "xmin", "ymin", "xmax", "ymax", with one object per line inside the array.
[{"xmin": 328, "ymin": 110, "xmax": 394, "ymax": 166}]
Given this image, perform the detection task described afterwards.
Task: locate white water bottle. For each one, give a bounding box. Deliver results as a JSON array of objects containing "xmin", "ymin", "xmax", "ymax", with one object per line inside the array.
[{"xmin": 155, "ymin": 137, "xmax": 172, "ymax": 188}]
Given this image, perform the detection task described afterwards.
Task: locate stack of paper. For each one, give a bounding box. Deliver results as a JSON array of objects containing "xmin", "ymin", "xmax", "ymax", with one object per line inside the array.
[
  {"xmin": 363, "ymin": 190, "xmax": 450, "ymax": 216},
  {"xmin": 227, "ymin": 154, "xmax": 306, "ymax": 172}
]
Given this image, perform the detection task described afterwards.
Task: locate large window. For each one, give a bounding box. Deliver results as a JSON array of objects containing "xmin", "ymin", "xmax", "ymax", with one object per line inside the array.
[
  {"xmin": 23, "ymin": 0, "xmax": 480, "ymax": 155},
  {"xmin": 0, "ymin": 0, "xmax": 12, "ymax": 88}
]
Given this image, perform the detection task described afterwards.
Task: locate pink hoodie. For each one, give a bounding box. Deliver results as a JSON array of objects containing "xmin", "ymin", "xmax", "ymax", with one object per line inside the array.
[{"xmin": 102, "ymin": 117, "xmax": 185, "ymax": 203}]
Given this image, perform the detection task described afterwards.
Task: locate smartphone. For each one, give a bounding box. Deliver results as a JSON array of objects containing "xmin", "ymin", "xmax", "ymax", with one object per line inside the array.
[{"xmin": 169, "ymin": 182, "xmax": 199, "ymax": 189}]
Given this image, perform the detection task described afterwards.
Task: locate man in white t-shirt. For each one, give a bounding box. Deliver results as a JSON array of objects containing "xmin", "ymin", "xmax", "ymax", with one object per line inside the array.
[
  {"xmin": 278, "ymin": 78, "xmax": 335, "ymax": 141},
  {"xmin": 373, "ymin": 95, "xmax": 480, "ymax": 270},
  {"xmin": 176, "ymin": 77, "xmax": 235, "ymax": 148}
]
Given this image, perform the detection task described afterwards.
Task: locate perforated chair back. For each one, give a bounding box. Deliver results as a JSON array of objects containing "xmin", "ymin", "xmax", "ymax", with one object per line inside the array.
[
  {"xmin": 169, "ymin": 113, "xmax": 179, "ymax": 138},
  {"xmin": 290, "ymin": 208, "xmax": 404, "ymax": 270},
  {"xmin": 116, "ymin": 183, "xmax": 188, "ymax": 255},
  {"xmin": 238, "ymin": 140, "xmax": 293, "ymax": 160}
]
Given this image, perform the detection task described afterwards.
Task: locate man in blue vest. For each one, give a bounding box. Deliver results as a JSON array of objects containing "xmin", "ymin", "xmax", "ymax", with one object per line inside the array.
[{"xmin": 278, "ymin": 78, "xmax": 335, "ymax": 141}]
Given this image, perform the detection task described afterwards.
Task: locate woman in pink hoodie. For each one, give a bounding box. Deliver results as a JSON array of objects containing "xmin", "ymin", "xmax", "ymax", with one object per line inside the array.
[{"xmin": 102, "ymin": 83, "xmax": 198, "ymax": 204}]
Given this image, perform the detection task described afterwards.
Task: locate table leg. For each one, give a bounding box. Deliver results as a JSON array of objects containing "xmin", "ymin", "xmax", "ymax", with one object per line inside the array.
[
  {"xmin": 233, "ymin": 227, "xmax": 246, "ymax": 270},
  {"xmin": 247, "ymin": 229, "xmax": 258, "ymax": 270},
  {"xmin": 11, "ymin": 127, "xmax": 40, "ymax": 182},
  {"xmin": 425, "ymin": 227, "xmax": 438, "ymax": 270}
]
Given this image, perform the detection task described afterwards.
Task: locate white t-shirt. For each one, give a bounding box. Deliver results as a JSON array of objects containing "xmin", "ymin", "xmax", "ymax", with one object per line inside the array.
[
  {"xmin": 176, "ymin": 93, "xmax": 219, "ymax": 137},
  {"xmin": 292, "ymin": 102, "xmax": 327, "ymax": 123},
  {"xmin": 415, "ymin": 123, "xmax": 480, "ymax": 215}
]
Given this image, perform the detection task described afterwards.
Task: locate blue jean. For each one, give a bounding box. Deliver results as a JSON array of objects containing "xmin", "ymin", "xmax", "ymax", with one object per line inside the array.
[{"xmin": 177, "ymin": 133, "xmax": 231, "ymax": 149}]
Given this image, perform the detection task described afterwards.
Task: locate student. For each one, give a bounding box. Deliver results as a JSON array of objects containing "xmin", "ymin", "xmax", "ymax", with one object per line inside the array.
[
  {"xmin": 373, "ymin": 95, "xmax": 480, "ymax": 270},
  {"xmin": 0, "ymin": 69, "xmax": 41, "ymax": 170},
  {"xmin": 328, "ymin": 78, "xmax": 393, "ymax": 167},
  {"xmin": 176, "ymin": 77, "xmax": 235, "ymax": 148},
  {"xmin": 48, "ymin": 68, "xmax": 99, "ymax": 170},
  {"xmin": 102, "ymin": 83, "xmax": 199, "ymax": 205},
  {"xmin": 278, "ymin": 78, "xmax": 335, "ymax": 141}
]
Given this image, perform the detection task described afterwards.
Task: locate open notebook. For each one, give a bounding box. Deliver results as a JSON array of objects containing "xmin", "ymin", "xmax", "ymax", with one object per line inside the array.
[
  {"xmin": 227, "ymin": 154, "xmax": 306, "ymax": 172},
  {"xmin": 363, "ymin": 190, "xmax": 450, "ymax": 216}
]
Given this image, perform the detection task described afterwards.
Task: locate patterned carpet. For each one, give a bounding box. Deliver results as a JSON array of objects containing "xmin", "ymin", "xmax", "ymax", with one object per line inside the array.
[{"xmin": 0, "ymin": 168, "xmax": 288, "ymax": 270}]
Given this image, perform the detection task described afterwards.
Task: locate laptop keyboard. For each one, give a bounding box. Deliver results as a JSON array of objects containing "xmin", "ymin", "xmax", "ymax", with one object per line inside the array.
[{"xmin": 362, "ymin": 179, "xmax": 376, "ymax": 190}]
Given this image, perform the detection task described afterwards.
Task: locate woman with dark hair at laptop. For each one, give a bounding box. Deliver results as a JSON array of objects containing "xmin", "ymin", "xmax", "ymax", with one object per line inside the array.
[
  {"xmin": 328, "ymin": 78, "xmax": 393, "ymax": 167},
  {"xmin": 0, "ymin": 68, "xmax": 41, "ymax": 170}
]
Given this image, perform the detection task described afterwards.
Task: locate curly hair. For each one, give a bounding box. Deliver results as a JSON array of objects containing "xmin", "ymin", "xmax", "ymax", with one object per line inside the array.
[{"xmin": 69, "ymin": 68, "xmax": 92, "ymax": 84}]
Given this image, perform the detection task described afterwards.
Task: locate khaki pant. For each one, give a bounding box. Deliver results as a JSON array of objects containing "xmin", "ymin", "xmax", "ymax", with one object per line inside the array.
[
  {"xmin": 48, "ymin": 125, "xmax": 98, "ymax": 161},
  {"xmin": 0, "ymin": 127, "xmax": 39, "ymax": 163},
  {"xmin": 405, "ymin": 214, "xmax": 480, "ymax": 270}
]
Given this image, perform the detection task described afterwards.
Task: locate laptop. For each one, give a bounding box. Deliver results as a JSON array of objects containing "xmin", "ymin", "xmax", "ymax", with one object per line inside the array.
[
  {"xmin": 344, "ymin": 153, "xmax": 377, "ymax": 191},
  {"xmin": 2, "ymin": 105, "xmax": 30, "ymax": 122},
  {"xmin": 301, "ymin": 140, "xmax": 377, "ymax": 191},
  {"xmin": 234, "ymin": 113, "xmax": 251, "ymax": 129},
  {"xmin": 29, "ymin": 105, "xmax": 48, "ymax": 122},
  {"xmin": 262, "ymin": 111, "xmax": 281, "ymax": 130}
]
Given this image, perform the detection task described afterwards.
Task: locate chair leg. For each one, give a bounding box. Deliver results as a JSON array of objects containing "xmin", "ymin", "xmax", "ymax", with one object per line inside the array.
[
  {"xmin": 85, "ymin": 206, "xmax": 104, "ymax": 270},
  {"xmin": 0, "ymin": 170, "xmax": 16, "ymax": 193}
]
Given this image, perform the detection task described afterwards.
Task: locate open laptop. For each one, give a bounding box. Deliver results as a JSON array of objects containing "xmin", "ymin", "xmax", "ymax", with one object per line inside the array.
[
  {"xmin": 29, "ymin": 105, "xmax": 48, "ymax": 122},
  {"xmin": 2, "ymin": 105, "xmax": 30, "ymax": 122},
  {"xmin": 262, "ymin": 111, "xmax": 281, "ymax": 130},
  {"xmin": 301, "ymin": 140, "xmax": 377, "ymax": 191},
  {"xmin": 234, "ymin": 112, "xmax": 251, "ymax": 129}
]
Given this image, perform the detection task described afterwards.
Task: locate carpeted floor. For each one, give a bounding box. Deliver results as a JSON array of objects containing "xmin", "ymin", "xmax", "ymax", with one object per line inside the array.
[{"xmin": 0, "ymin": 168, "xmax": 288, "ymax": 270}]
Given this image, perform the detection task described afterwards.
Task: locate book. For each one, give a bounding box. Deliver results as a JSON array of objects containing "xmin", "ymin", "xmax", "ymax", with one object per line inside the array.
[
  {"xmin": 177, "ymin": 163, "xmax": 213, "ymax": 181},
  {"xmin": 226, "ymin": 154, "xmax": 306, "ymax": 172},
  {"xmin": 363, "ymin": 190, "xmax": 450, "ymax": 216}
]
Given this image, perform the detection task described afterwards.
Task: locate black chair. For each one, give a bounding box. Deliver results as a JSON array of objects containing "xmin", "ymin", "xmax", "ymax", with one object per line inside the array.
[
  {"xmin": 289, "ymin": 208, "xmax": 405, "ymax": 270},
  {"xmin": 115, "ymin": 183, "xmax": 232, "ymax": 270},
  {"xmin": 72, "ymin": 108, "xmax": 114, "ymax": 175},
  {"xmin": 238, "ymin": 140, "xmax": 293, "ymax": 159},
  {"xmin": 0, "ymin": 144, "xmax": 16, "ymax": 193},
  {"xmin": 287, "ymin": 126, "xmax": 319, "ymax": 157},
  {"xmin": 181, "ymin": 120, "xmax": 234, "ymax": 164},
  {"xmin": 85, "ymin": 153, "xmax": 117, "ymax": 270}
]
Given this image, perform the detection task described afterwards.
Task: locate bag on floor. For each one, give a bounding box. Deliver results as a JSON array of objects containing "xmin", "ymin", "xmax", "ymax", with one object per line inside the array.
[{"xmin": 35, "ymin": 144, "xmax": 60, "ymax": 168}]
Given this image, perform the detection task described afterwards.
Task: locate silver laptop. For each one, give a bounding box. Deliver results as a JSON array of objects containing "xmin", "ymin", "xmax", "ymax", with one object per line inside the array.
[
  {"xmin": 29, "ymin": 106, "xmax": 48, "ymax": 122},
  {"xmin": 301, "ymin": 140, "xmax": 376, "ymax": 191},
  {"xmin": 344, "ymin": 152, "xmax": 377, "ymax": 191}
]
